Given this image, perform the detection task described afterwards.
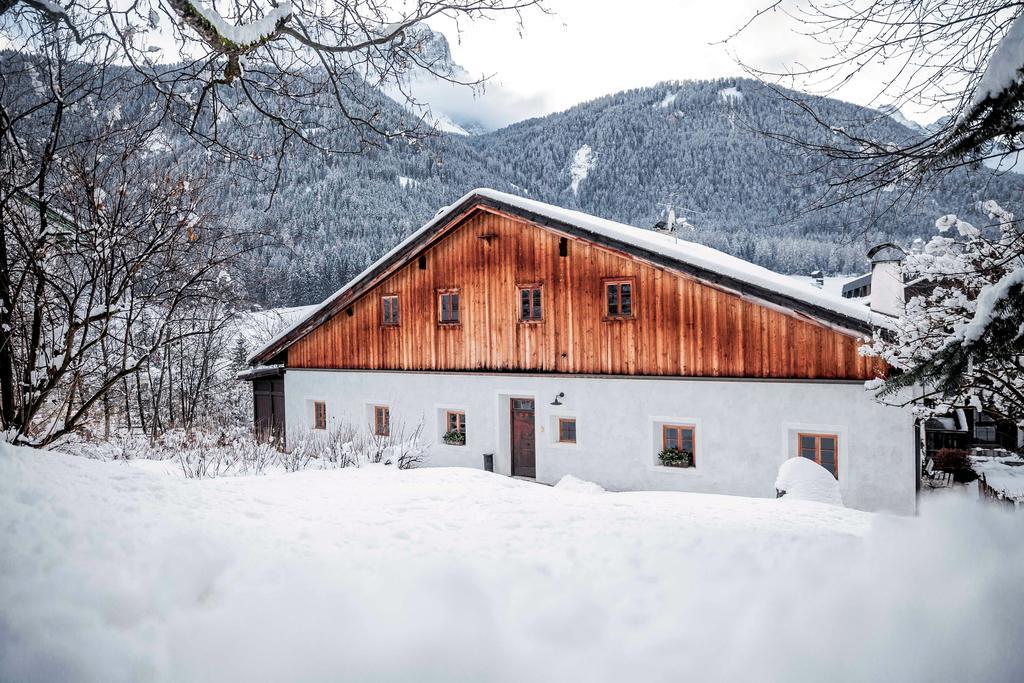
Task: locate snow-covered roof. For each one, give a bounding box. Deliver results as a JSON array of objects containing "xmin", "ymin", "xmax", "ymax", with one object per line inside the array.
[{"xmin": 250, "ymin": 188, "xmax": 891, "ymax": 365}]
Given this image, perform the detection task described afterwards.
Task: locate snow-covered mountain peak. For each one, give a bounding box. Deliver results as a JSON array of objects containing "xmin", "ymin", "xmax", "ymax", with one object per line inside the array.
[
  {"xmin": 404, "ymin": 25, "xmax": 468, "ymax": 80},
  {"xmin": 875, "ymin": 104, "xmax": 926, "ymax": 133},
  {"xmin": 392, "ymin": 25, "xmax": 541, "ymax": 135}
]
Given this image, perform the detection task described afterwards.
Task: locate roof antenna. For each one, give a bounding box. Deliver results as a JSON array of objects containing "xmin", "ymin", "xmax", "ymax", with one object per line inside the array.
[{"xmin": 655, "ymin": 195, "xmax": 701, "ymax": 244}]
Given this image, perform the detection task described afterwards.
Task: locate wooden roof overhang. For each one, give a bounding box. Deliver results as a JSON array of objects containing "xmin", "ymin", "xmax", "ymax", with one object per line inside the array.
[{"xmin": 250, "ymin": 193, "xmax": 878, "ymax": 366}]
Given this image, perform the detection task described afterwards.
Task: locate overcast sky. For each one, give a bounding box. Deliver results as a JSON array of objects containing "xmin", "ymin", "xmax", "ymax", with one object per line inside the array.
[{"xmin": 430, "ymin": 0, "xmax": 908, "ymax": 128}]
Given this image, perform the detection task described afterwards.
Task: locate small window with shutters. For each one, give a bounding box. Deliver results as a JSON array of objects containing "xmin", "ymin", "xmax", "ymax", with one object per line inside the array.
[
  {"xmin": 518, "ymin": 285, "xmax": 543, "ymax": 322},
  {"xmin": 798, "ymin": 433, "xmax": 838, "ymax": 479},
  {"xmin": 313, "ymin": 401, "xmax": 327, "ymax": 430},
  {"xmin": 438, "ymin": 289, "xmax": 460, "ymax": 325},
  {"xmin": 373, "ymin": 405, "xmax": 390, "ymax": 436},
  {"xmin": 381, "ymin": 294, "xmax": 399, "ymax": 326},
  {"xmin": 604, "ymin": 278, "xmax": 635, "ymax": 319}
]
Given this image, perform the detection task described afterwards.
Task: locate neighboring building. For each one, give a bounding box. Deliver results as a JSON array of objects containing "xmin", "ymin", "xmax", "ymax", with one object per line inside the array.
[
  {"xmin": 924, "ymin": 409, "xmax": 1021, "ymax": 457},
  {"xmin": 246, "ymin": 189, "xmax": 916, "ymax": 513},
  {"xmin": 841, "ymin": 273, "xmax": 871, "ymax": 300},
  {"xmin": 839, "ymin": 248, "xmax": 1023, "ymax": 461}
]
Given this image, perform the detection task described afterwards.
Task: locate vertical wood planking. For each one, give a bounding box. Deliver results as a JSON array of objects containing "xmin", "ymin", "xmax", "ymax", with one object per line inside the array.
[{"xmin": 288, "ymin": 208, "xmax": 882, "ymax": 380}]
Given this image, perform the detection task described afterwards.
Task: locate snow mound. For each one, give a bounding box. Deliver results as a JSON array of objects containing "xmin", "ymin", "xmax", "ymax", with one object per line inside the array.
[
  {"xmin": 553, "ymin": 474, "xmax": 605, "ymax": 495},
  {"xmin": 775, "ymin": 457, "xmax": 843, "ymax": 506},
  {"xmin": 4, "ymin": 443, "xmax": 1024, "ymax": 680},
  {"xmin": 972, "ymin": 453, "xmax": 1024, "ymax": 498}
]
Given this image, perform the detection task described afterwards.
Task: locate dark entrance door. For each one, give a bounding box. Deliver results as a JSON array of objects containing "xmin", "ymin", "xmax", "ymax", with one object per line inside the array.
[
  {"xmin": 253, "ymin": 378, "xmax": 286, "ymax": 446},
  {"xmin": 510, "ymin": 398, "xmax": 536, "ymax": 478}
]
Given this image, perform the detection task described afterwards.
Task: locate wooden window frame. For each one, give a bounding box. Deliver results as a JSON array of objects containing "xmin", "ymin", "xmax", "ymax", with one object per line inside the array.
[
  {"xmin": 517, "ymin": 283, "xmax": 544, "ymax": 323},
  {"xmin": 437, "ymin": 288, "xmax": 461, "ymax": 326},
  {"xmin": 313, "ymin": 401, "xmax": 327, "ymax": 431},
  {"xmin": 446, "ymin": 410, "xmax": 466, "ymax": 435},
  {"xmin": 373, "ymin": 405, "xmax": 390, "ymax": 437},
  {"xmin": 603, "ymin": 277, "xmax": 636, "ymax": 320},
  {"xmin": 662, "ymin": 424, "xmax": 696, "ymax": 465},
  {"xmin": 558, "ymin": 417, "xmax": 577, "ymax": 444},
  {"xmin": 797, "ymin": 432, "xmax": 839, "ymax": 479},
  {"xmin": 380, "ymin": 294, "xmax": 399, "ymax": 327}
]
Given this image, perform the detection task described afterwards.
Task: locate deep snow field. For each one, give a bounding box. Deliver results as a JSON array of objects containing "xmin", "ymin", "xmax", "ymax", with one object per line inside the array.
[{"xmin": 2, "ymin": 443, "xmax": 1023, "ymax": 682}]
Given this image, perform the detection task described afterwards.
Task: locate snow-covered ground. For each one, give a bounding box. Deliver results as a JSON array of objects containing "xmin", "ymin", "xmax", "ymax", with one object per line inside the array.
[
  {"xmin": 2, "ymin": 443, "xmax": 1023, "ymax": 681},
  {"xmin": 788, "ymin": 274, "xmax": 860, "ymax": 297}
]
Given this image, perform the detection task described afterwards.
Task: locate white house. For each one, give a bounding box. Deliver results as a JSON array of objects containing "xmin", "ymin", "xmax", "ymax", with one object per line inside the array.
[{"xmin": 246, "ymin": 189, "xmax": 916, "ymax": 513}]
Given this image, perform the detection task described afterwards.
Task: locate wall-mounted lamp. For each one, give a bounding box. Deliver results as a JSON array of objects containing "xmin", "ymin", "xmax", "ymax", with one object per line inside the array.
[{"xmin": 550, "ymin": 392, "xmax": 564, "ymax": 406}]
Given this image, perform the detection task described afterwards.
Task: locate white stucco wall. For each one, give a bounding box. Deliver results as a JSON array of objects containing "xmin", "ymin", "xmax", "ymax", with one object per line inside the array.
[{"xmin": 284, "ymin": 370, "xmax": 917, "ymax": 514}]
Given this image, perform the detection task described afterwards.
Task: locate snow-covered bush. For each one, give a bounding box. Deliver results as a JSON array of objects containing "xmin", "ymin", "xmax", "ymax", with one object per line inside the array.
[
  {"xmin": 774, "ymin": 457, "xmax": 843, "ymax": 506},
  {"xmin": 61, "ymin": 419, "xmax": 428, "ymax": 478},
  {"xmin": 359, "ymin": 421, "xmax": 427, "ymax": 470},
  {"xmin": 286, "ymin": 424, "xmax": 360, "ymax": 472},
  {"xmin": 867, "ymin": 200, "xmax": 1024, "ymax": 426}
]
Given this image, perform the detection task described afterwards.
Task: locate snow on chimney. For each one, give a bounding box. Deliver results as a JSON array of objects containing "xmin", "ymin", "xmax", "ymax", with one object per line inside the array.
[
  {"xmin": 866, "ymin": 243, "xmax": 906, "ymax": 317},
  {"xmin": 810, "ymin": 269, "xmax": 824, "ymax": 289}
]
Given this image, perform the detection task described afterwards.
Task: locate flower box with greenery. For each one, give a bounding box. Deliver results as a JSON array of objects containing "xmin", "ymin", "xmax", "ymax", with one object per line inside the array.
[
  {"xmin": 658, "ymin": 447, "xmax": 694, "ymax": 468},
  {"xmin": 442, "ymin": 429, "xmax": 466, "ymax": 446}
]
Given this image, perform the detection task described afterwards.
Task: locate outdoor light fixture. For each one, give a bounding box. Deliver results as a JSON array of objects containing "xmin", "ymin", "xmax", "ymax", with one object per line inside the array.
[{"xmin": 550, "ymin": 392, "xmax": 564, "ymax": 406}]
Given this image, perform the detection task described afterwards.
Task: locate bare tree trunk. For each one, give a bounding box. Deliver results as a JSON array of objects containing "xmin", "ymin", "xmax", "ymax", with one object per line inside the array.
[{"xmin": 0, "ymin": 212, "xmax": 16, "ymax": 429}]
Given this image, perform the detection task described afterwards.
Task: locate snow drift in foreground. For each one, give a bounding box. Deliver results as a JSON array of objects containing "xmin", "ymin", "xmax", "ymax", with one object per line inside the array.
[
  {"xmin": 1, "ymin": 444, "xmax": 1023, "ymax": 682},
  {"xmin": 775, "ymin": 456, "xmax": 843, "ymax": 506}
]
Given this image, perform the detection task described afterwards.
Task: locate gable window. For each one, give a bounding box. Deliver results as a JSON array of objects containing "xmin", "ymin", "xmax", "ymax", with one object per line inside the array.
[
  {"xmin": 798, "ymin": 433, "xmax": 838, "ymax": 478},
  {"xmin": 558, "ymin": 418, "xmax": 577, "ymax": 444},
  {"xmin": 604, "ymin": 278, "xmax": 634, "ymax": 318},
  {"xmin": 373, "ymin": 405, "xmax": 390, "ymax": 437},
  {"xmin": 660, "ymin": 424, "xmax": 695, "ymax": 467},
  {"xmin": 519, "ymin": 285, "xmax": 543, "ymax": 321},
  {"xmin": 313, "ymin": 401, "xmax": 327, "ymax": 430},
  {"xmin": 438, "ymin": 289, "xmax": 460, "ymax": 325},
  {"xmin": 444, "ymin": 410, "xmax": 466, "ymax": 445},
  {"xmin": 381, "ymin": 294, "xmax": 399, "ymax": 326}
]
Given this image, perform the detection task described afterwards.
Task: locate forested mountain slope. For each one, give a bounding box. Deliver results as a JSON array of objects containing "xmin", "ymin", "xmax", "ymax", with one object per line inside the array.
[
  {"xmin": 221, "ymin": 78, "xmax": 1022, "ymax": 307},
  {"xmin": 9, "ymin": 43, "xmax": 1016, "ymax": 308}
]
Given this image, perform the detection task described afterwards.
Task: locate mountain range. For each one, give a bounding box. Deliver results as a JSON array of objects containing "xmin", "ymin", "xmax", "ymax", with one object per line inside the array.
[
  {"xmin": 9, "ymin": 35, "xmax": 1020, "ymax": 310},
  {"xmin": 219, "ymin": 45, "xmax": 1022, "ymax": 307}
]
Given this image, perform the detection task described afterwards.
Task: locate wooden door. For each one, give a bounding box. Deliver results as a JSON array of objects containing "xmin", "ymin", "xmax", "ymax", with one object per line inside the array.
[
  {"xmin": 253, "ymin": 378, "xmax": 286, "ymax": 447},
  {"xmin": 511, "ymin": 398, "xmax": 536, "ymax": 478}
]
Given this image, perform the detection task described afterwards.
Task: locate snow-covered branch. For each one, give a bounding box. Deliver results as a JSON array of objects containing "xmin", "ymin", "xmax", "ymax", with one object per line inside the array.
[
  {"xmin": 166, "ymin": 0, "xmax": 293, "ymax": 54},
  {"xmin": 867, "ymin": 199, "xmax": 1024, "ymax": 425}
]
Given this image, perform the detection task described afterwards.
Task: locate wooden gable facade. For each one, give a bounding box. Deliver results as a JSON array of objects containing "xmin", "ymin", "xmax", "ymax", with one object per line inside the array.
[{"xmin": 280, "ymin": 203, "xmax": 883, "ymax": 380}]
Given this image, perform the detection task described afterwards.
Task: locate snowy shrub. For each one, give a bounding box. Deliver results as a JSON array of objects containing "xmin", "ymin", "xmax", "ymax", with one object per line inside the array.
[
  {"xmin": 285, "ymin": 424, "xmax": 359, "ymax": 471},
  {"xmin": 359, "ymin": 421, "xmax": 427, "ymax": 470},
  {"xmin": 58, "ymin": 418, "xmax": 428, "ymax": 477},
  {"xmin": 933, "ymin": 448, "xmax": 977, "ymax": 484},
  {"xmin": 658, "ymin": 447, "xmax": 694, "ymax": 468},
  {"xmin": 774, "ymin": 457, "xmax": 843, "ymax": 506}
]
